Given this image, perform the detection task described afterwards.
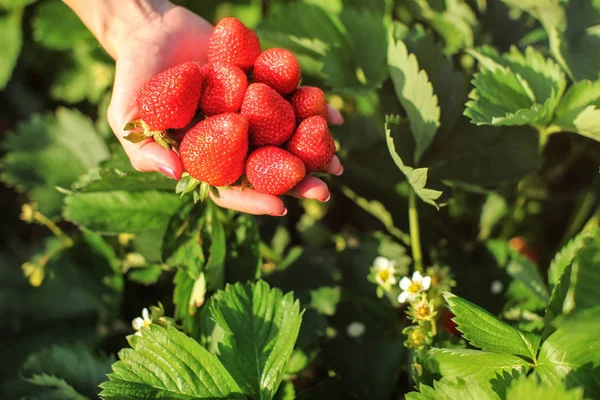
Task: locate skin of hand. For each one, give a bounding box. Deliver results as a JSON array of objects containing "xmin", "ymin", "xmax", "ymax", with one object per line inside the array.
[{"xmin": 64, "ymin": 0, "xmax": 344, "ymax": 216}]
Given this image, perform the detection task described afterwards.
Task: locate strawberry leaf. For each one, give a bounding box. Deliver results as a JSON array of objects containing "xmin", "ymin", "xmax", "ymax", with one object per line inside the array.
[
  {"xmin": 385, "ymin": 115, "xmax": 442, "ymax": 208},
  {"xmin": 552, "ymin": 80, "xmax": 600, "ymax": 142},
  {"xmin": 465, "ymin": 46, "xmax": 566, "ymax": 128},
  {"xmin": 387, "ymin": 37, "xmax": 441, "ymax": 162},
  {"xmin": 0, "ymin": 9, "xmax": 22, "ymax": 89},
  {"xmin": 506, "ymin": 374, "xmax": 584, "ymax": 400}
]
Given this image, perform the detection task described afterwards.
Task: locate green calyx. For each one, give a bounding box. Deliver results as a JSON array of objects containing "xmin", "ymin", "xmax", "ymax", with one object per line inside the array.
[
  {"xmin": 123, "ymin": 120, "xmax": 179, "ymax": 152},
  {"xmin": 176, "ymin": 173, "xmax": 222, "ymax": 204}
]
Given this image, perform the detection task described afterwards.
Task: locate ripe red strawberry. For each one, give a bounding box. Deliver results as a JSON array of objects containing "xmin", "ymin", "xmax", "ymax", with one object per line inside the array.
[
  {"xmin": 179, "ymin": 113, "xmax": 249, "ymax": 187},
  {"xmin": 240, "ymin": 83, "xmax": 296, "ymax": 147},
  {"xmin": 288, "ymin": 86, "xmax": 328, "ymax": 122},
  {"xmin": 199, "ymin": 62, "xmax": 248, "ymax": 116},
  {"xmin": 286, "ymin": 116, "xmax": 335, "ymax": 172},
  {"xmin": 208, "ymin": 18, "xmax": 261, "ymax": 71},
  {"xmin": 136, "ymin": 62, "xmax": 203, "ymax": 131},
  {"xmin": 253, "ymin": 48, "xmax": 301, "ymax": 95},
  {"xmin": 246, "ymin": 146, "xmax": 306, "ymax": 196},
  {"xmin": 442, "ymin": 310, "xmax": 459, "ymax": 336},
  {"xmin": 508, "ymin": 236, "xmax": 539, "ymax": 265}
]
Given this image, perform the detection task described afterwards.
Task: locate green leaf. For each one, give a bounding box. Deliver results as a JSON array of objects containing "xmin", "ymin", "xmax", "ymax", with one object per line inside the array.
[
  {"xmin": 506, "ymin": 252, "xmax": 550, "ymax": 304},
  {"xmin": 535, "ymin": 307, "xmax": 600, "ymax": 398},
  {"xmin": 553, "ymin": 80, "xmax": 600, "ymax": 142},
  {"xmin": 406, "ymin": 0, "xmax": 478, "ymax": 54},
  {"xmin": 22, "ymin": 344, "xmax": 113, "ymax": 399},
  {"xmin": 388, "ymin": 37, "xmax": 440, "ymax": 161},
  {"xmin": 408, "ymin": 377, "xmax": 501, "ymax": 400},
  {"xmin": 478, "ymin": 193, "xmax": 508, "ymax": 240},
  {"xmin": 32, "ymin": 0, "xmax": 94, "ymax": 50},
  {"xmin": 63, "ymin": 190, "xmax": 181, "ymax": 234},
  {"xmin": 100, "ymin": 325, "xmax": 243, "ymax": 399},
  {"xmin": 127, "ymin": 265, "xmax": 163, "ymax": 285},
  {"xmin": 0, "ymin": 0, "xmax": 37, "ymax": 9},
  {"xmin": 204, "ymin": 203, "xmax": 227, "ymax": 291},
  {"xmin": 21, "ymin": 374, "xmax": 87, "ymax": 400},
  {"xmin": 444, "ymin": 292, "xmax": 541, "ymax": 360},
  {"xmin": 210, "ymin": 281, "xmax": 303, "ymax": 400},
  {"xmin": 385, "ymin": 115, "xmax": 443, "ymax": 208},
  {"xmin": 225, "ymin": 214, "xmax": 262, "ymax": 284},
  {"xmin": 310, "ymin": 286, "xmax": 341, "ymax": 316},
  {"xmin": 0, "ymin": 9, "xmax": 22, "ymax": 90},
  {"xmin": 429, "ymin": 348, "xmax": 529, "ymax": 383},
  {"xmin": 465, "ymin": 46, "xmax": 566, "ymax": 127},
  {"xmin": 545, "ymin": 232, "xmax": 600, "ymax": 323},
  {"xmin": 322, "ymin": 9, "xmax": 388, "ymax": 93},
  {"xmin": 506, "ymin": 374, "xmax": 584, "ymax": 400},
  {"xmin": 2, "ymin": 108, "xmax": 110, "ymax": 217},
  {"xmin": 548, "ymin": 228, "xmax": 596, "ymax": 285}
]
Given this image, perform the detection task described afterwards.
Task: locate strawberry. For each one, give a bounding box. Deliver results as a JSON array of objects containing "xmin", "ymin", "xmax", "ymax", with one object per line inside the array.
[
  {"xmin": 508, "ymin": 236, "xmax": 539, "ymax": 265},
  {"xmin": 179, "ymin": 113, "xmax": 249, "ymax": 188},
  {"xmin": 442, "ymin": 310, "xmax": 459, "ymax": 336},
  {"xmin": 199, "ymin": 62, "xmax": 248, "ymax": 116},
  {"xmin": 127, "ymin": 62, "xmax": 203, "ymax": 149},
  {"xmin": 246, "ymin": 146, "xmax": 306, "ymax": 196},
  {"xmin": 208, "ymin": 18, "xmax": 261, "ymax": 71},
  {"xmin": 136, "ymin": 62, "xmax": 203, "ymax": 131},
  {"xmin": 240, "ymin": 83, "xmax": 296, "ymax": 147},
  {"xmin": 288, "ymin": 86, "xmax": 328, "ymax": 122},
  {"xmin": 286, "ymin": 116, "xmax": 335, "ymax": 172},
  {"xmin": 253, "ymin": 48, "xmax": 301, "ymax": 95}
]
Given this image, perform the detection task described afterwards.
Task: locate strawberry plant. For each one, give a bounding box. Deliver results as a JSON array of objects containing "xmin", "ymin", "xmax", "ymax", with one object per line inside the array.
[{"xmin": 0, "ymin": 0, "xmax": 599, "ymax": 400}]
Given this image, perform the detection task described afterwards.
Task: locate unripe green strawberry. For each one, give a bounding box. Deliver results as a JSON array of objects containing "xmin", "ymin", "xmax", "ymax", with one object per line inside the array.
[
  {"xmin": 199, "ymin": 62, "xmax": 248, "ymax": 116},
  {"xmin": 208, "ymin": 18, "xmax": 261, "ymax": 71},
  {"xmin": 240, "ymin": 83, "xmax": 296, "ymax": 147},
  {"xmin": 246, "ymin": 146, "xmax": 306, "ymax": 196},
  {"xmin": 253, "ymin": 48, "xmax": 301, "ymax": 95},
  {"xmin": 288, "ymin": 86, "xmax": 328, "ymax": 122},
  {"xmin": 286, "ymin": 116, "xmax": 335, "ymax": 172},
  {"xmin": 136, "ymin": 62, "xmax": 203, "ymax": 131},
  {"xmin": 180, "ymin": 113, "xmax": 249, "ymax": 187}
]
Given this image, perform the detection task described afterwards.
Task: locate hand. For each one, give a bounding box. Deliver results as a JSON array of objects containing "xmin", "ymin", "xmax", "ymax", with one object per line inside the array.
[{"xmin": 104, "ymin": 3, "xmax": 344, "ymax": 215}]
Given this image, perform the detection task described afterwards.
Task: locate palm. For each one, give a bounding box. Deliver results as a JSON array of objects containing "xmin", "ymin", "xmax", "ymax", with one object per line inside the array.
[{"xmin": 108, "ymin": 6, "xmax": 342, "ymax": 216}]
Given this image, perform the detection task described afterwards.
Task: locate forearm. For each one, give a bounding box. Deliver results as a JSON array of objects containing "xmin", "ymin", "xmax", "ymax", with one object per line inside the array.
[{"xmin": 63, "ymin": 0, "xmax": 173, "ymax": 59}]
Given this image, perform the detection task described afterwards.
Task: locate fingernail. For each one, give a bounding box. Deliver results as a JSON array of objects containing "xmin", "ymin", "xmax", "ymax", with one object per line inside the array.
[
  {"xmin": 320, "ymin": 193, "xmax": 331, "ymax": 202},
  {"xmin": 269, "ymin": 208, "xmax": 288, "ymax": 217},
  {"xmin": 334, "ymin": 165, "xmax": 344, "ymax": 176},
  {"xmin": 158, "ymin": 165, "xmax": 177, "ymax": 180}
]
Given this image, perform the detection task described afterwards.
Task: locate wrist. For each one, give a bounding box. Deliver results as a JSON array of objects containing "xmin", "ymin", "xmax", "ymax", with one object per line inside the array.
[{"xmin": 63, "ymin": 0, "xmax": 174, "ymax": 59}]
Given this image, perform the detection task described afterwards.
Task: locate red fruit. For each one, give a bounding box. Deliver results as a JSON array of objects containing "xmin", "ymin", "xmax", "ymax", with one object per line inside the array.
[
  {"xmin": 136, "ymin": 62, "xmax": 203, "ymax": 131},
  {"xmin": 288, "ymin": 86, "xmax": 328, "ymax": 122},
  {"xmin": 286, "ymin": 116, "xmax": 335, "ymax": 172},
  {"xmin": 208, "ymin": 18, "xmax": 261, "ymax": 71},
  {"xmin": 253, "ymin": 48, "xmax": 301, "ymax": 95},
  {"xmin": 442, "ymin": 310, "xmax": 459, "ymax": 336},
  {"xmin": 508, "ymin": 236, "xmax": 539, "ymax": 265},
  {"xmin": 179, "ymin": 113, "xmax": 249, "ymax": 187},
  {"xmin": 246, "ymin": 146, "xmax": 306, "ymax": 196},
  {"xmin": 240, "ymin": 83, "xmax": 296, "ymax": 147},
  {"xmin": 199, "ymin": 62, "xmax": 248, "ymax": 116}
]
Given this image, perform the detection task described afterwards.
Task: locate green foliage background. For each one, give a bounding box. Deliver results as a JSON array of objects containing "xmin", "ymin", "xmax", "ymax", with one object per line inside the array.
[{"xmin": 0, "ymin": 0, "xmax": 599, "ymax": 399}]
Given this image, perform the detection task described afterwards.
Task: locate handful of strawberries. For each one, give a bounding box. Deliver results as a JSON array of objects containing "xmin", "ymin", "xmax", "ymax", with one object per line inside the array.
[{"xmin": 125, "ymin": 17, "xmax": 337, "ymax": 202}]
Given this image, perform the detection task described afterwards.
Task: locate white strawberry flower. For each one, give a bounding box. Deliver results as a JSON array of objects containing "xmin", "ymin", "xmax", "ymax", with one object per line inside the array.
[
  {"xmin": 132, "ymin": 307, "xmax": 152, "ymax": 336},
  {"xmin": 346, "ymin": 321, "xmax": 366, "ymax": 338},
  {"xmin": 398, "ymin": 271, "xmax": 431, "ymax": 304},
  {"xmin": 372, "ymin": 256, "xmax": 397, "ymax": 287}
]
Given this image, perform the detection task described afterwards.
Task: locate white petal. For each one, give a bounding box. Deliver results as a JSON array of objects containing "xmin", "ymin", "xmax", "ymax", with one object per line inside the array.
[
  {"xmin": 388, "ymin": 276, "xmax": 397, "ymax": 285},
  {"xmin": 142, "ymin": 308, "xmax": 150, "ymax": 321},
  {"xmin": 398, "ymin": 291, "xmax": 409, "ymax": 303},
  {"xmin": 412, "ymin": 271, "xmax": 423, "ymax": 283},
  {"xmin": 399, "ymin": 277, "xmax": 412, "ymax": 290},
  {"xmin": 132, "ymin": 317, "xmax": 144, "ymax": 331},
  {"xmin": 421, "ymin": 276, "xmax": 431, "ymax": 291},
  {"xmin": 373, "ymin": 256, "xmax": 389, "ymax": 269},
  {"xmin": 135, "ymin": 331, "xmax": 142, "ymax": 337},
  {"xmin": 406, "ymin": 292, "xmax": 418, "ymax": 303}
]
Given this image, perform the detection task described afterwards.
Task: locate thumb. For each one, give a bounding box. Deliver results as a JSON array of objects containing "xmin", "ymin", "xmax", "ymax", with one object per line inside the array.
[{"xmin": 125, "ymin": 139, "xmax": 184, "ymax": 180}]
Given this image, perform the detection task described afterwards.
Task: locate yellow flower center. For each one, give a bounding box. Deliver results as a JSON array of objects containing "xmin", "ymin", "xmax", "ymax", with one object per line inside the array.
[
  {"xmin": 378, "ymin": 269, "xmax": 390, "ymax": 282},
  {"xmin": 408, "ymin": 281, "xmax": 422, "ymax": 293},
  {"xmin": 417, "ymin": 306, "xmax": 430, "ymax": 318},
  {"xmin": 410, "ymin": 329, "xmax": 425, "ymax": 346}
]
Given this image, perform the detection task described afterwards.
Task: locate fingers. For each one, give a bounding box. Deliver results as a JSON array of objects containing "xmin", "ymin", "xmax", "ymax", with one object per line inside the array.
[
  {"xmin": 210, "ymin": 186, "xmax": 287, "ymax": 216},
  {"xmin": 325, "ymin": 155, "xmax": 343, "ymax": 176},
  {"xmin": 129, "ymin": 140, "xmax": 183, "ymax": 179},
  {"xmin": 287, "ymin": 175, "xmax": 330, "ymax": 201},
  {"xmin": 327, "ymin": 105, "xmax": 344, "ymax": 126}
]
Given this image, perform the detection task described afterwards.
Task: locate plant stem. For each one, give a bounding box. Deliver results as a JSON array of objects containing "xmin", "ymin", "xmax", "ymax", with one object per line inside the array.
[
  {"xmin": 33, "ymin": 210, "xmax": 73, "ymax": 247},
  {"xmin": 409, "ymin": 190, "xmax": 424, "ymax": 273}
]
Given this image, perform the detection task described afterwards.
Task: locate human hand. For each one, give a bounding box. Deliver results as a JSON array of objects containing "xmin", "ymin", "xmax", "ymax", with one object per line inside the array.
[{"xmin": 105, "ymin": 2, "xmax": 344, "ymax": 215}]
